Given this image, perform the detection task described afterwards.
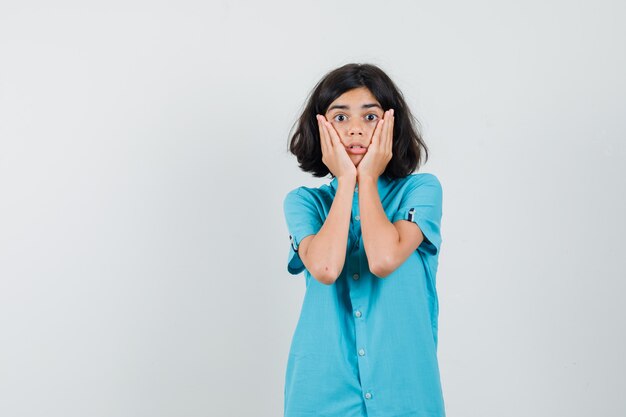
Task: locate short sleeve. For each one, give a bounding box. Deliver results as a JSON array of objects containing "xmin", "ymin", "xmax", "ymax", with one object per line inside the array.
[
  {"xmin": 283, "ymin": 189, "xmax": 323, "ymax": 275},
  {"xmin": 391, "ymin": 174, "xmax": 443, "ymax": 256}
]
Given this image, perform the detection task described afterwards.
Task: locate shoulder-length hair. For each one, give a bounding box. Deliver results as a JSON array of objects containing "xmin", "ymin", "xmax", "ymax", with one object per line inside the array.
[{"xmin": 287, "ymin": 63, "xmax": 429, "ymax": 179}]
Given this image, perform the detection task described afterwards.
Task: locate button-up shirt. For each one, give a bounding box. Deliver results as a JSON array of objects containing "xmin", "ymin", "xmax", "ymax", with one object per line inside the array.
[{"xmin": 282, "ymin": 173, "xmax": 446, "ymax": 417}]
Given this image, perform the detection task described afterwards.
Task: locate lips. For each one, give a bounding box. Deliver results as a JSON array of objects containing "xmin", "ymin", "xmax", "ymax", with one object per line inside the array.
[{"xmin": 346, "ymin": 145, "xmax": 367, "ymax": 155}]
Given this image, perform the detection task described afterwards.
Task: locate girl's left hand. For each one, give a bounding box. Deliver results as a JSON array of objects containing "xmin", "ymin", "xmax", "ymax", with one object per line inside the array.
[{"xmin": 357, "ymin": 109, "xmax": 394, "ymax": 181}]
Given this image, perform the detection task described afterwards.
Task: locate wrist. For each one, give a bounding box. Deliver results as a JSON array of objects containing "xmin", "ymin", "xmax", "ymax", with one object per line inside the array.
[
  {"xmin": 337, "ymin": 175, "xmax": 357, "ymax": 186},
  {"xmin": 357, "ymin": 174, "xmax": 378, "ymax": 185}
]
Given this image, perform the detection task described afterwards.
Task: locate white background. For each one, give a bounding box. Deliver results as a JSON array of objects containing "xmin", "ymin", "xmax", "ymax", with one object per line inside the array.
[{"xmin": 1, "ymin": 1, "xmax": 625, "ymax": 416}]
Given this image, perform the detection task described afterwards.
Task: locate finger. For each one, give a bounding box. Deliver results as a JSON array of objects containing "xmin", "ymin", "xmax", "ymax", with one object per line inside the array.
[
  {"xmin": 315, "ymin": 114, "xmax": 327, "ymax": 156},
  {"xmin": 371, "ymin": 116, "xmax": 385, "ymax": 148},
  {"xmin": 319, "ymin": 115, "xmax": 333, "ymax": 155},
  {"xmin": 381, "ymin": 109, "xmax": 391, "ymax": 150},
  {"xmin": 324, "ymin": 120, "xmax": 343, "ymax": 149},
  {"xmin": 387, "ymin": 109, "xmax": 395, "ymax": 153},
  {"xmin": 381, "ymin": 110, "xmax": 391, "ymax": 149}
]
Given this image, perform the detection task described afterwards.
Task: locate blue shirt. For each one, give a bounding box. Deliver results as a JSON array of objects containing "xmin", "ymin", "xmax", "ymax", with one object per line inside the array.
[{"xmin": 282, "ymin": 173, "xmax": 446, "ymax": 417}]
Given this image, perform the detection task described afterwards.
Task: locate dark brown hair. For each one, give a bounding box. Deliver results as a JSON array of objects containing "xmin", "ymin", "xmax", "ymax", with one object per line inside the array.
[{"xmin": 287, "ymin": 63, "xmax": 429, "ymax": 179}]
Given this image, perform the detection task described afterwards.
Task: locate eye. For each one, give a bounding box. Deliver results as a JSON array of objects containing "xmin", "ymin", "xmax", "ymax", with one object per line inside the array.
[
  {"xmin": 365, "ymin": 113, "xmax": 378, "ymax": 122},
  {"xmin": 333, "ymin": 114, "xmax": 347, "ymax": 122}
]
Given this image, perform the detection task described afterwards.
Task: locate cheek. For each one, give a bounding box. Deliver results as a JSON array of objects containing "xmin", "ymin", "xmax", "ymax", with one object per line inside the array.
[{"xmin": 330, "ymin": 122, "xmax": 347, "ymax": 138}]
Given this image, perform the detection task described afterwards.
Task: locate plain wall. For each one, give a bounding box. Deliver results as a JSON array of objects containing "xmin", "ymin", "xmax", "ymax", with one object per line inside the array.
[{"xmin": 1, "ymin": 1, "xmax": 625, "ymax": 416}]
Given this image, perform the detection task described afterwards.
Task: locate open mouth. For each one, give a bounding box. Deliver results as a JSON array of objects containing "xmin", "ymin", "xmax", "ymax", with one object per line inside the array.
[{"xmin": 347, "ymin": 145, "xmax": 367, "ymax": 155}]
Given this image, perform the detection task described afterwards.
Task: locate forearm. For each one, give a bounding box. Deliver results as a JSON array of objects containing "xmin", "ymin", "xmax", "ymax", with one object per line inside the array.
[
  {"xmin": 306, "ymin": 177, "xmax": 356, "ymax": 283},
  {"xmin": 358, "ymin": 176, "xmax": 399, "ymax": 277}
]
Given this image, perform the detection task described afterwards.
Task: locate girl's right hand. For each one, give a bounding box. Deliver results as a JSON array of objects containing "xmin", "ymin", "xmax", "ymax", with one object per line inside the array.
[{"xmin": 317, "ymin": 114, "xmax": 357, "ymax": 182}]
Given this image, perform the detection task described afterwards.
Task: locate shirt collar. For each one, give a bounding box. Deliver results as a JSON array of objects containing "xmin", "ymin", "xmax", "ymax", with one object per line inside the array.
[{"xmin": 329, "ymin": 174, "xmax": 393, "ymax": 198}]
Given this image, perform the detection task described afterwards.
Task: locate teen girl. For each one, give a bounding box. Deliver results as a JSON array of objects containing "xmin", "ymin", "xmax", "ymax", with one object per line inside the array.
[{"xmin": 283, "ymin": 63, "xmax": 446, "ymax": 417}]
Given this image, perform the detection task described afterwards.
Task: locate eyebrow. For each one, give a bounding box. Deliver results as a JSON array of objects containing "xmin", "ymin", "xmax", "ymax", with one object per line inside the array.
[{"xmin": 327, "ymin": 103, "xmax": 383, "ymax": 112}]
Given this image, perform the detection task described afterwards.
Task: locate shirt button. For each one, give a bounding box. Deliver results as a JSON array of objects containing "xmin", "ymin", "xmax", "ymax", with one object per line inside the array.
[
  {"xmin": 352, "ymin": 273, "xmax": 359, "ymax": 280},
  {"xmin": 354, "ymin": 310, "xmax": 362, "ymax": 318},
  {"xmin": 364, "ymin": 392, "xmax": 372, "ymax": 400},
  {"xmin": 355, "ymin": 215, "xmax": 360, "ymax": 221},
  {"xmin": 358, "ymin": 348, "xmax": 365, "ymax": 356}
]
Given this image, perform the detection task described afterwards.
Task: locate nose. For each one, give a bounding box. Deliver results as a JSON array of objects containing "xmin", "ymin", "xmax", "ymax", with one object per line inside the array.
[{"xmin": 347, "ymin": 121, "xmax": 364, "ymax": 136}]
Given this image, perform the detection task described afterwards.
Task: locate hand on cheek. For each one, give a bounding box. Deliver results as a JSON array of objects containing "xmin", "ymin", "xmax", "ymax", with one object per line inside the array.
[
  {"xmin": 317, "ymin": 114, "xmax": 357, "ymax": 181},
  {"xmin": 357, "ymin": 109, "xmax": 394, "ymax": 181}
]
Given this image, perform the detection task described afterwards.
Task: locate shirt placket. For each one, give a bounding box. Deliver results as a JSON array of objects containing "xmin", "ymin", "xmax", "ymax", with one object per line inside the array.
[{"xmin": 348, "ymin": 186, "xmax": 377, "ymax": 410}]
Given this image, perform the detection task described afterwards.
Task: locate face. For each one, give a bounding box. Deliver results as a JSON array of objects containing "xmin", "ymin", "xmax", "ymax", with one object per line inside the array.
[{"xmin": 324, "ymin": 86, "xmax": 384, "ymax": 166}]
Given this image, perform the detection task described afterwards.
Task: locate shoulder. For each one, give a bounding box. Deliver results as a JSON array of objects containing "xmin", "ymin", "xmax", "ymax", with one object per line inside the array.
[
  {"xmin": 283, "ymin": 183, "xmax": 332, "ymax": 206},
  {"xmin": 283, "ymin": 187, "xmax": 306, "ymax": 210},
  {"xmin": 405, "ymin": 172, "xmax": 442, "ymax": 188},
  {"xmin": 389, "ymin": 172, "xmax": 442, "ymax": 192},
  {"xmin": 393, "ymin": 173, "xmax": 443, "ymax": 204}
]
